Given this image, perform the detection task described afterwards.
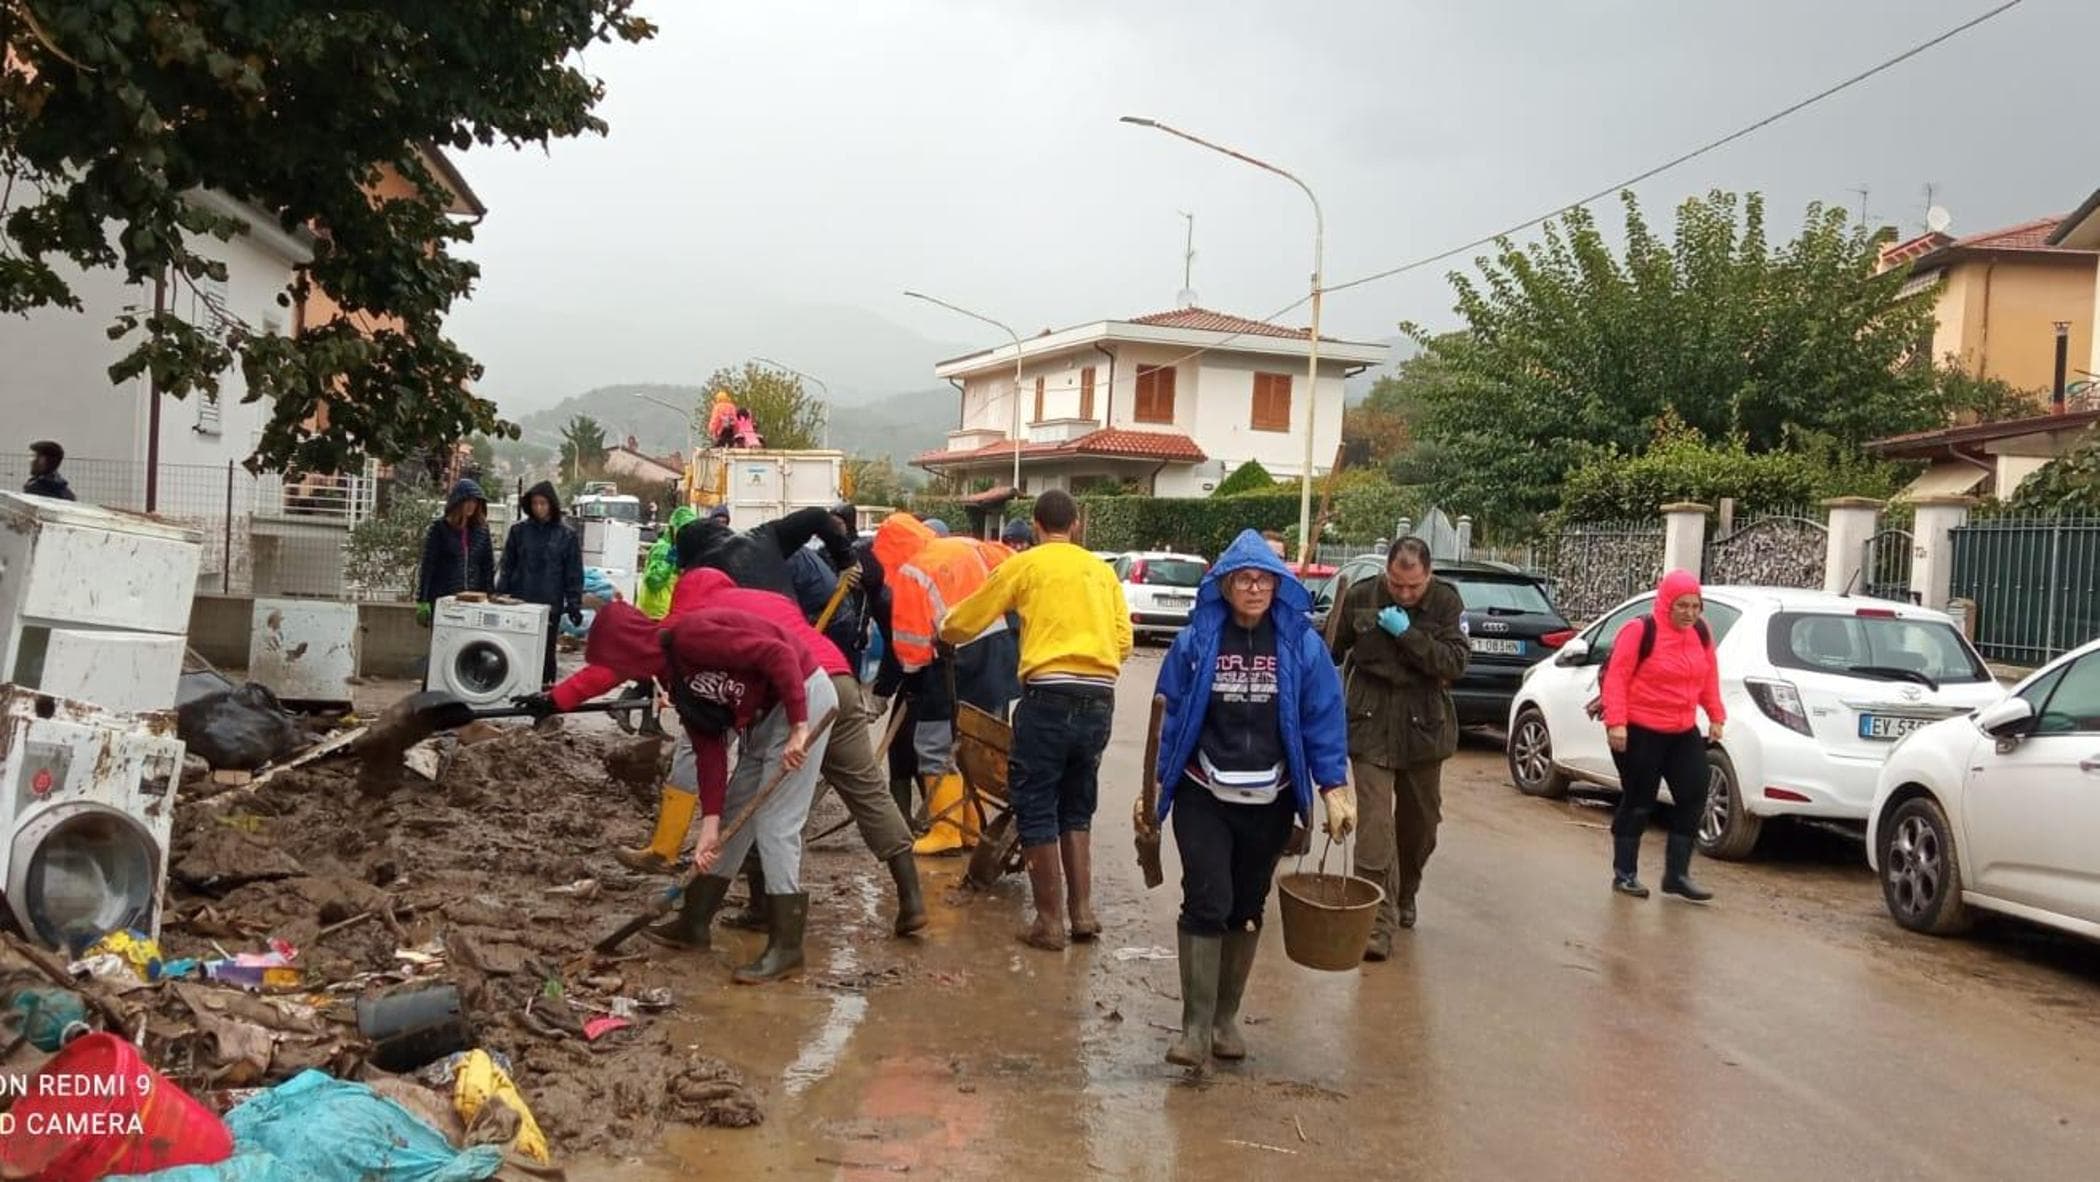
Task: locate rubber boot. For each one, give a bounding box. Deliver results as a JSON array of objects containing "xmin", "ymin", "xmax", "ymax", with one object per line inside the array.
[
  {"xmin": 614, "ymin": 786, "xmax": 696, "ymax": 875},
  {"xmin": 1060, "ymin": 831, "xmax": 1100, "ymax": 941},
  {"xmin": 1165, "ymin": 930, "xmax": 1221, "ymax": 1068},
  {"xmin": 1017, "ymin": 844, "xmax": 1068, "ymax": 951},
  {"xmin": 722, "ymin": 855, "xmax": 769, "ymax": 931},
  {"xmin": 1661, "ymin": 835, "xmax": 1714, "ymax": 903},
  {"xmin": 1211, "ymin": 928, "xmax": 1259, "ymax": 1061},
  {"xmin": 643, "ymin": 874, "xmax": 731, "ymax": 950},
  {"xmin": 890, "ymin": 777, "xmax": 918, "ymax": 833},
  {"xmin": 912, "ymin": 773, "xmax": 977, "ymax": 856},
  {"xmin": 888, "ymin": 851, "xmax": 928, "ymax": 937},
  {"xmin": 1612, "ymin": 835, "xmax": 1650, "ymax": 897},
  {"xmin": 732, "ymin": 893, "xmax": 809, "ymax": 984}
]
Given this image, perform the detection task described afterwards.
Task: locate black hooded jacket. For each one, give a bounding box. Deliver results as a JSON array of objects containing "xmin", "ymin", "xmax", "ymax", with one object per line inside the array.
[
  {"xmin": 674, "ymin": 507, "xmax": 856, "ymax": 598},
  {"xmin": 417, "ymin": 479, "xmax": 495, "ymax": 604},
  {"xmin": 22, "ymin": 471, "xmax": 76, "ymax": 501},
  {"xmin": 498, "ymin": 480, "xmax": 584, "ymax": 617}
]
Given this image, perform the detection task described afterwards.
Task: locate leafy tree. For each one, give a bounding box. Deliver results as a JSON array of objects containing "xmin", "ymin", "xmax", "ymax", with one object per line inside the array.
[
  {"xmin": 1212, "ymin": 459, "xmax": 1277, "ymax": 498},
  {"xmin": 0, "ymin": 2, "xmax": 655, "ymax": 473},
  {"xmin": 2009, "ymin": 428, "xmax": 2100, "ymax": 513},
  {"xmin": 1402, "ymin": 191, "xmax": 1942, "ymax": 532},
  {"xmin": 845, "ymin": 455, "xmax": 907, "ymax": 508},
  {"xmin": 468, "ymin": 434, "xmax": 496, "ymax": 475},
  {"xmin": 1331, "ymin": 478, "xmax": 1423, "ymax": 545},
  {"xmin": 707, "ymin": 364, "xmax": 825, "ymax": 450},
  {"xmin": 1558, "ymin": 413, "xmax": 1908, "ymax": 523},
  {"xmin": 344, "ymin": 482, "xmax": 442, "ymax": 600},
  {"xmin": 1928, "ymin": 363, "xmax": 2044, "ymax": 425},
  {"xmin": 558, "ymin": 415, "xmax": 609, "ymax": 480}
]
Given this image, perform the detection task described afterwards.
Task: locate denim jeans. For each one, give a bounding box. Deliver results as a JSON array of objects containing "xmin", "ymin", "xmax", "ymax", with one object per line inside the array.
[{"xmin": 1008, "ymin": 684, "xmax": 1115, "ymax": 849}]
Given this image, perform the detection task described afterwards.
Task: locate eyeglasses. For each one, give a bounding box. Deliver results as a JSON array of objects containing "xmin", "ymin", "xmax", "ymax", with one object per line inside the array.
[{"xmin": 1229, "ymin": 574, "xmax": 1278, "ymax": 592}]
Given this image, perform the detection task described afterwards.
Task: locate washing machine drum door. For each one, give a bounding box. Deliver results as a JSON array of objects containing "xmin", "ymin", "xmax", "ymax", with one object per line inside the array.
[
  {"xmin": 453, "ymin": 639, "xmax": 515, "ymax": 698},
  {"xmin": 9, "ymin": 806, "xmax": 160, "ymax": 947}
]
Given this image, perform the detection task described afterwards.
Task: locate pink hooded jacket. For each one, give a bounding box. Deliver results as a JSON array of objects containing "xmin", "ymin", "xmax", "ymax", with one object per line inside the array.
[{"xmin": 1600, "ymin": 570, "xmax": 1727, "ymax": 734}]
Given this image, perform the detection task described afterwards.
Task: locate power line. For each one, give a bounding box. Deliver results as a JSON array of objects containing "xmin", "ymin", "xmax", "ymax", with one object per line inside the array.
[{"xmin": 1322, "ymin": 0, "xmax": 2025, "ymax": 297}]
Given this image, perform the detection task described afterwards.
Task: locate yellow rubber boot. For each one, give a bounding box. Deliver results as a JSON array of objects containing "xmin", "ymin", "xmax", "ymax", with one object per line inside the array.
[
  {"xmin": 912, "ymin": 773, "xmax": 976, "ymax": 856},
  {"xmin": 615, "ymin": 786, "xmax": 697, "ymax": 874}
]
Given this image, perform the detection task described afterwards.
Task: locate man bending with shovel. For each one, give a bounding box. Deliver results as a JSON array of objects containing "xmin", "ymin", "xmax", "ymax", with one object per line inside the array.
[{"xmin": 516, "ymin": 600, "xmax": 836, "ymax": 984}]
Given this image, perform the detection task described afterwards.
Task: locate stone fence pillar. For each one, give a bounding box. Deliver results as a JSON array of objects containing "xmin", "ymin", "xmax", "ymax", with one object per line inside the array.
[
  {"xmin": 1661, "ymin": 503, "xmax": 1711, "ymax": 580},
  {"xmin": 1822, "ymin": 497, "xmax": 1884, "ymax": 595},
  {"xmin": 1909, "ymin": 496, "xmax": 1975, "ymax": 611}
]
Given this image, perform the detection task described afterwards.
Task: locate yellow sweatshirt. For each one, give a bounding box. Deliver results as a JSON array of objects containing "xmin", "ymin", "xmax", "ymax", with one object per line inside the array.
[{"xmin": 939, "ymin": 540, "xmax": 1133, "ymax": 682}]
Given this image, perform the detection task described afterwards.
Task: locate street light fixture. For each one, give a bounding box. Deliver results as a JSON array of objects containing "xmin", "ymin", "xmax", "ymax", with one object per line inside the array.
[
  {"xmin": 751, "ymin": 356, "xmax": 833, "ymax": 448},
  {"xmin": 629, "ymin": 390, "xmax": 696, "ymax": 457},
  {"xmin": 1121, "ymin": 115, "xmax": 1325, "ymax": 565},
  {"xmin": 903, "ymin": 290, "xmax": 1025, "ymax": 495}
]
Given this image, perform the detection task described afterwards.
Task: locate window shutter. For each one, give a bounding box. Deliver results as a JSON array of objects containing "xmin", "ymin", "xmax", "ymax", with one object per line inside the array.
[
  {"xmin": 1034, "ymin": 375, "xmax": 1046, "ymax": 423},
  {"xmin": 1136, "ymin": 365, "xmax": 1175, "ymax": 423},
  {"xmin": 1251, "ymin": 373, "xmax": 1291, "ymax": 431},
  {"xmin": 1079, "ymin": 367, "xmax": 1096, "ymax": 420}
]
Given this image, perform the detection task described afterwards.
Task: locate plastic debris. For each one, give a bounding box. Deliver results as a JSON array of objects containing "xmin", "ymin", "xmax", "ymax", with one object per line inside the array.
[
  {"xmin": 452, "ymin": 1049, "xmax": 552, "ymax": 1164},
  {"xmin": 582, "ymin": 1016, "xmax": 632, "ymax": 1042},
  {"xmin": 72, "ymin": 929, "xmax": 164, "ymax": 982},
  {"xmin": 7, "ymin": 987, "xmax": 89, "ymax": 1052},
  {"xmin": 1112, "ymin": 946, "xmax": 1178, "ymax": 962}
]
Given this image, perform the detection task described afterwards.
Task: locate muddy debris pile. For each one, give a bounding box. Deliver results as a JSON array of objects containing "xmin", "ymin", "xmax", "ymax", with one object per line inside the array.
[{"xmin": 130, "ymin": 722, "xmax": 767, "ymax": 1155}]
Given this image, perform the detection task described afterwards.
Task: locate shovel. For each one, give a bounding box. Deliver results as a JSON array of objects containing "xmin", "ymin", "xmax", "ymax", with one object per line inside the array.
[
  {"xmin": 594, "ymin": 706, "xmax": 840, "ymax": 954},
  {"xmin": 356, "ymin": 689, "xmax": 651, "ymax": 763},
  {"xmin": 1134, "ymin": 695, "xmax": 1166, "ymax": 889}
]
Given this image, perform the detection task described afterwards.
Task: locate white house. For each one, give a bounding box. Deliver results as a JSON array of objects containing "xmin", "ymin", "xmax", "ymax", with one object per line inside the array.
[
  {"xmin": 0, "ymin": 188, "xmax": 313, "ymax": 509},
  {"xmin": 913, "ymin": 306, "xmax": 1388, "ymax": 496}
]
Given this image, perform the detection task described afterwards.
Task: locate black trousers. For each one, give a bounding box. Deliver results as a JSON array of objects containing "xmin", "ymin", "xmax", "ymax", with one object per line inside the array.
[
  {"xmin": 1609, "ymin": 725, "xmax": 1709, "ymax": 840},
  {"xmin": 1172, "ymin": 779, "xmax": 1296, "ymax": 937},
  {"xmin": 541, "ymin": 619, "xmax": 561, "ymax": 688}
]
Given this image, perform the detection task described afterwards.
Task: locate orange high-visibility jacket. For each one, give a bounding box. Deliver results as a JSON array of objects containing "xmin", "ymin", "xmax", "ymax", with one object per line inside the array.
[{"xmin": 872, "ymin": 513, "xmax": 1011, "ymax": 672}]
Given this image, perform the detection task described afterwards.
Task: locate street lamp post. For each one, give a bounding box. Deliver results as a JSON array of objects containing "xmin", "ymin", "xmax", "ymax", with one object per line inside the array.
[
  {"xmin": 751, "ymin": 356, "xmax": 833, "ymax": 448},
  {"xmin": 904, "ymin": 290, "xmax": 1025, "ymax": 494},
  {"xmin": 629, "ymin": 391, "xmax": 696, "ymax": 458},
  {"xmin": 1121, "ymin": 116, "xmax": 1324, "ymax": 566}
]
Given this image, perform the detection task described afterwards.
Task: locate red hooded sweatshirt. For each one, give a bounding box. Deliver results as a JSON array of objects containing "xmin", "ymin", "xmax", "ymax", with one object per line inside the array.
[
  {"xmin": 551, "ymin": 600, "xmax": 815, "ymax": 816},
  {"xmin": 669, "ymin": 568, "xmax": 851, "ymax": 679},
  {"xmin": 1601, "ymin": 570, "xmax": 1727, "ymax": 734}
]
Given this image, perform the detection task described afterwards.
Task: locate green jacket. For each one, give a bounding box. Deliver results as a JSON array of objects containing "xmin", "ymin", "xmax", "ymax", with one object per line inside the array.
[{"xmin": 1327, "ymin": 574, "xmax": 1470, "ymax": 769}]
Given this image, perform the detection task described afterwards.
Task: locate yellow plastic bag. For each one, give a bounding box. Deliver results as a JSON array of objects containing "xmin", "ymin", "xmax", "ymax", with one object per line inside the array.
[
  {"xmin": 83, "ymin": 929, "xmax": 163, "ymax": 981},
  {"xmin": 453, "ymin": 1048, "xmax": 551, "ymax": 1164}
]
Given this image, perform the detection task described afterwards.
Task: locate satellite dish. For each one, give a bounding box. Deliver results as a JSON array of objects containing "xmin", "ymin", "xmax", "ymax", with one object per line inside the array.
[
  {"xmin": 1176, "ymin": 287, "xmax": 1199, "ymax": 309},
  {"xmin": 1926, "ymin": 205, "xmax": 1953, "ymax": 233}
]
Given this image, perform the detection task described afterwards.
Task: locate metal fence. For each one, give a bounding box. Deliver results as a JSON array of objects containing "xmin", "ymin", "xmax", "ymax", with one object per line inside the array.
[
  {"xmin": 0, "ymin": 455, "xmax": 405, "ymax": 600},
  {"xmin": 1950, "ymin": 514, "xmax": 2100, "ymax": 666},
  {"xmin": 1703, "ymin": 510, "xmax": 1827, "ymax": 589},
  {"xmin": 1537, "ymin": 521, "xmax": 1664, "ymax": 625}
]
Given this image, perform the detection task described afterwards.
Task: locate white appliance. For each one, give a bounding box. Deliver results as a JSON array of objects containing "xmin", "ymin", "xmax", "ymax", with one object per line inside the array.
[
  {"xmin": 427, "ymin": 597, "xmax": 549, "ymax": 705},
  {"xmin": 249, "ymin": 598, "xmax": 359, "ymax": 706},
  {"xmin": 0, "ymin": 491, "xmax": 202, "ymax": 712},
  {"xmin": 579, "ymin": 519, "xmax": 642, "ymax": 602},
  {"xmin": 0, "ymin": 687, "xmax": 182, "ymax": 946}
]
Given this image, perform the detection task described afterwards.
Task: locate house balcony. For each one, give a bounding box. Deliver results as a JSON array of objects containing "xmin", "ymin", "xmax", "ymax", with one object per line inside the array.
[
  {"xmin": 1026, "ymin": 417, "xmax": 1103, "ymax": 444},
  {"xmin": 944, "ymin": 428, "xmax": 1009, "ymax": 452}
]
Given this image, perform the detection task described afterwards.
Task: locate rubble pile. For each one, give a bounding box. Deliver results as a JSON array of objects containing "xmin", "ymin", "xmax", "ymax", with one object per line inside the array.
[{"xmin": 92, "ymin": 723, "xmax": 762, "ymax": 1158}]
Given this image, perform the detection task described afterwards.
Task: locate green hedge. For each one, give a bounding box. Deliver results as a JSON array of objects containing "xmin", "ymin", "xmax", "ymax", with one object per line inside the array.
[{"xmin": 1558, "ymin": 422, "xmax": 1908, "ymax": 523}]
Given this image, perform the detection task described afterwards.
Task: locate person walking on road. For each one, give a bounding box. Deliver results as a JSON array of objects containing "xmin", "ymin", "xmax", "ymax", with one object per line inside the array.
[
  {"xmin": 518, "ymin": 599, "xmax": 837, "ymax": 983},
  {"xmin": 1153, "ymin": 530, "xmax": 1354, "ymax": 1065},
  {"xmin": 1326, "ymin": 536, "xmax": 1468, "ymax": 959},
  {"xmin": 496, "ymin": 481, "xmax": 584, "ymax": 687},
  {"xmin": 23, "ymin": 441, "xmax": 77, "ymax": 501},
  {"xmin": 1600, "ymin": 570, "xmax": 1723, "ymax": 902},
  {"xmin": 940, "ymin": 490, "xmax": 1132, "ymax": 950},
  {"xmin": 415, "ymin": 479, "xmax": 495, "ymax": 627}
]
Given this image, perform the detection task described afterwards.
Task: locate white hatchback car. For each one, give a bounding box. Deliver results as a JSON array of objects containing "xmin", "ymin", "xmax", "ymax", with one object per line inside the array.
[
  {"xmin": 1112, "ymin": 551, "xmax": 1208, "ymax": 640},
  {"xmin": 1867, "ymin": 638, "xmax": 2100, "ymax": 941},
  {"xmin": 1506, "ymin": 587, "xmax": 2000, "ymax": 859}
]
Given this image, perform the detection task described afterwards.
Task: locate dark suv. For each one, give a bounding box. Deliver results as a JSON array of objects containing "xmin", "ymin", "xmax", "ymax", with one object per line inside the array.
[{"xmin": 1318, "ymin": 556, "xmax": 1576, "ymax": 728}]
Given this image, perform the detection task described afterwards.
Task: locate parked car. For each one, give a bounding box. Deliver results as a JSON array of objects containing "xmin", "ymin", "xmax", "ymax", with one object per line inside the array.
[
  {"xmin": 1866, "ymin": 637, "xmax": 2100, "ymax": 940},
  {"xmin": 1507, "ymin": 587, "xmax": 1999, "ymax": 859},
  {"xmin": 1324, "ymin": 555, "xmax": 1575, "ymax": 727},
  {"xmin": 1113, "ymin": 551, "xmax": 1209, "ymax": 640}
]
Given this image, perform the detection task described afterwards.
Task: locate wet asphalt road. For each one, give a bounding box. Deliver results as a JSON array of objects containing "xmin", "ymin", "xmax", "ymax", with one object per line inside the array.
[{"xmin": 582, "ymin": 650, "xmax": 2100, "ymax": 1181}]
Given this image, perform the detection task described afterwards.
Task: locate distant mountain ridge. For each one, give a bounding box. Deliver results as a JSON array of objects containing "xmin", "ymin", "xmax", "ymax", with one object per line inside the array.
[{"xmin": 515, "ymin": 382, "xmax": 953, "ymax": 466}]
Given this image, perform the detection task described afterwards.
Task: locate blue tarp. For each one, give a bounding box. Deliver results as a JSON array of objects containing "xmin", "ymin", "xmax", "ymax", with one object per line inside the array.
[{"xmin": 112, "ymin": 1071, "xmax": 504, "ymax": 1182}]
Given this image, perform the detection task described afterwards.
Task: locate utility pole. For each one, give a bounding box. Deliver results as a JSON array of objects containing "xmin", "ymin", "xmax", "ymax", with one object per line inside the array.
[{"xmin": 1179, "ymin": 210, "xmax": 1195, "ymax": 291}]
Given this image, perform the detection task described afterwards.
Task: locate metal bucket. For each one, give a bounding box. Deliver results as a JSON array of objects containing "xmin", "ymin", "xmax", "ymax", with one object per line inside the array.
[{"xmin": 1277, "ymin": 872, "xmax": 1384, "ymax": 972}]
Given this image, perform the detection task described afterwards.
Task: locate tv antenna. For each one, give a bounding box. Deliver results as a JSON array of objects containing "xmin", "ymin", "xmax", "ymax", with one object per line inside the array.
[{"xmin": 1177, "ymin": 210, "xmax": 1198, "ymax": 308}]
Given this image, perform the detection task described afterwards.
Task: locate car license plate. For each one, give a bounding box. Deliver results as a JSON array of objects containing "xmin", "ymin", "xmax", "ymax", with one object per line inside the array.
[
  {"xmin": 1469, "ymin": 638, "xmax": 1524, "ymax": 657},
  {"xmin": 1859, "ymin": 714, "xmax": 1929, "ymax": 741},
  {"xmin": 1160, "ymin": 595, "xmax": 1193, "ymax": 607}
]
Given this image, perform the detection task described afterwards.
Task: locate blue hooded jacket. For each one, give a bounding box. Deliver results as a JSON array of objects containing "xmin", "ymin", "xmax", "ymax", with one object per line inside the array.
[{"xmin": 1153, "ymin": 530, "xmax": 1349, "ymax": 824}]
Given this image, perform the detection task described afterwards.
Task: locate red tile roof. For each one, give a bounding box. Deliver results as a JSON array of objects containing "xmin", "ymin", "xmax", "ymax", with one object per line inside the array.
[
  {"xmin": 1126, "ymin": 306, "xmax": 1311, "ymax": 340},
  {"xmin": 1907, "ymin": 216, "xmax": 2093, "ymax": 274},
  {"xmin": 1953, "ymin": 216, "xmax": 2065, "ymax": 252},
  {"xmin": 1867, "ymin": 407, "xmax": 2100, "ymax": 455},
  {"xmin": 915, "ymin": 428, "xmax": 1206, "ymax": 468}
]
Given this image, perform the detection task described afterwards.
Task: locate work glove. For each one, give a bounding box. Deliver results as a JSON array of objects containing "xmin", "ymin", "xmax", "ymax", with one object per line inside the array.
[
  {"xmin": 415, "ymin": 602, "xmax": 433, "ymax": 628},
  {"xmin": 1321, "ymin": 784, "xmax": 1357, "ymax": 839},
  {"xmin": 511, "ymin": 693, "xmax": 558, "ymax": 721},
  {"xmin": 1377, "ymin": 605, "xmax": 1411, "ymax": 638}
]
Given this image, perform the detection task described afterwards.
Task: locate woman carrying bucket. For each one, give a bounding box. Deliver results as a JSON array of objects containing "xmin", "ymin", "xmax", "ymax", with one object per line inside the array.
[{"xmin": 1148, "ymin": 529, "xmax": 1356, "ymax": 1067}]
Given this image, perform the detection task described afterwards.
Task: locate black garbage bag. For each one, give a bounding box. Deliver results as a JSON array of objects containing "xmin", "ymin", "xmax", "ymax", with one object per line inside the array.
[{"xmin": 175, "ymin": 682, "xmax": 305, "ymax": 770}]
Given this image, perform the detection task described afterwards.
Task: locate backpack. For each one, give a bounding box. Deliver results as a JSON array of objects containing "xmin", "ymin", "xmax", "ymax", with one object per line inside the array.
[{"xmin": 1584, "ymin": 615, "xmax": 1713, "ymax": 722}]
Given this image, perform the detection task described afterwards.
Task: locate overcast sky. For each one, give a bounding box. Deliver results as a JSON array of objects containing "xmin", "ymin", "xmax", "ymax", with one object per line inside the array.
[{"xmin": 446, "ymin": 0, "xmax": 2095, "ymax": 413}]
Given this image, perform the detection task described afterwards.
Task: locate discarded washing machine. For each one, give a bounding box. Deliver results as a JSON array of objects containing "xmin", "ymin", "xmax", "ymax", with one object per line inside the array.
[
  {"xmin": 0, "ymin": 491, "xmax": 202, "ymax": 713},
  {"xmin": 0, "ymin": 688, "xmax": 183, "ymax": 946},
  {"xmin": 426, "ymin": 597, "xmax": 549, "ymax": 705}
]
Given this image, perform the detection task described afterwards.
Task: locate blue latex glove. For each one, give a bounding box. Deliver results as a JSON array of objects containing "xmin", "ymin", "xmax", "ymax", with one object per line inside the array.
[{"xmin": 1377, "ymin": 605, "xmax": 1411, "ymax": 637}]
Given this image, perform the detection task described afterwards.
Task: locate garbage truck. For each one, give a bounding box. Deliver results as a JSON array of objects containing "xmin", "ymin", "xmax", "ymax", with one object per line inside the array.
[{"xmin": 685, "ymin": 448, "xmax": 847, "ymax": 530}]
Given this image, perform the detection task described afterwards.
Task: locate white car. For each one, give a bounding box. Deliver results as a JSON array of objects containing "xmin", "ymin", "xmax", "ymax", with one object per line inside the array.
[
  {"xmin": 1867, "ymin": 638, "xmax": 2100, "ymax": 941},
  {"xmin": 1506, "ymin": 587, "xmax": 2000, "ymax": 859},
  {"xmin": 1112, "ymin": 551, "xmax": 1208, "ymax": 640}
]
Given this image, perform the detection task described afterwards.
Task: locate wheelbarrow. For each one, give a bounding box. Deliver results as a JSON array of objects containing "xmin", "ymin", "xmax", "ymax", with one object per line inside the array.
[{"xmin": 951, "ymin": 701, "xmax": 1023, "ymax": 889}]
